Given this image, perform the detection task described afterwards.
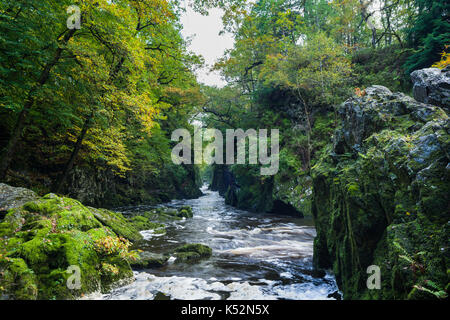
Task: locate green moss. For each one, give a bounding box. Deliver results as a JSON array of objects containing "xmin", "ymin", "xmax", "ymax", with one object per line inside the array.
[
  {"xmin": 88, "ymin": 207, "xmax": 142, "ymax": 242},
  {"xmin": 130, "ymin": 251, "xmax": 169, "ymax": 269},
  {"xmin": 177, "ymin": 206, "xmax": 194, "ymax": 218},
  {"xmin": 173, "ymin": 243, "xmax": 212, "ymax": 263},
  {"xmin": 311, "ymin": 90, "xmax": 449, "ymax": 300},
  {"xmin": 0, "ymin": 258, "xmax": 38, "ymax": 300},
  {"xmin": 129, "ymin": 215, "xmax": 165, "ymax": 234}
]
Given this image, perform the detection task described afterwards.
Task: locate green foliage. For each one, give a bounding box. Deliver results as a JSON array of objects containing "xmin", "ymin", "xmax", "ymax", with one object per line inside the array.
[
  {"xmin": 352, "ymin": 46, "xmax": 412, "ymax": 92},
  {"xmin": 0, "ymin": 193, "xmax": 143, "ymax": 299}
]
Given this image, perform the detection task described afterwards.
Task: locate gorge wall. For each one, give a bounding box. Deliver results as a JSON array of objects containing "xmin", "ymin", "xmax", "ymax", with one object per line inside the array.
[{"xmin": 312, "ymin": 69, "xmax": 449, "ymax": 299}]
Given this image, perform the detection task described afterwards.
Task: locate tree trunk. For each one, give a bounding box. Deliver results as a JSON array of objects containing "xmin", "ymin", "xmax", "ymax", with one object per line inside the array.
[
  {"xmin": 0, "ymin": 29, "xmax": 76, "ymax": 179},
  {"xmin": 54, "ymin": 110, "xmax": 93, "ymax": 193},
  {"xmin": 371, "ymin": 28, "xmax": 377, "ymax": 48}
]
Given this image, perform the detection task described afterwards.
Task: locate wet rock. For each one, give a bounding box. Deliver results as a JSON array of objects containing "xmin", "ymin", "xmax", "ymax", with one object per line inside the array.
[
  {"xmin": 0, "ymin": 193, "xmax": 138, "ymax": 299},
  {"xmin": 411, "ymin": 67, "xmax": 450, "ymax": 112},
  {"xmin": 173, "ymin": 243, "xmax": 212, "ymax": 263},
  {"xmin": 142, "ymin": 205, "xmax": 194, "ymax": 222},
  {"xmin": 311, "ymin": 268, "xmax": 326, "ymax": 278},
  {"xmin": 327, "ymin": 291, "xmax": 342, "ymax": 300},
  {"xmin": 128, "ymin": 215, "xmax": 165, "ymax": 234},
  {"xmin": 365, "ymin": 85, "xmax": 392, "ymax": 97},
  {"xmin": 270, "ymin": 200, "xmax": 304, "ymax": 217},
  {"xmin": 130, "ymin": 252, "xmax": 169, "ymax": 269},
  {"xmin": 177, "ymin": 206, "xmax": 194, "ymax": 218}
]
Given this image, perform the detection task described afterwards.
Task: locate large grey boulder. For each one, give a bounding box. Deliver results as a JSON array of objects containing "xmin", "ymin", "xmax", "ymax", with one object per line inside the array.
[
  {"xmin": 333, "ymin": 85, "xmax": 442, "ymax": 155},
  {"xmin": 410, "ymin": 67, "xmax": 450, "ymax": 111},
  {"xmin": 0, "ymin": 183, "xmax": 38, "ymax": 212}
]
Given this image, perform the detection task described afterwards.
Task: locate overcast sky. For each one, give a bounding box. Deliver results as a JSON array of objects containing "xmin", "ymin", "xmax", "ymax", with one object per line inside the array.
[{"xmin": 179, "ymin": 6, "xmax": 235, "ymax": 87}]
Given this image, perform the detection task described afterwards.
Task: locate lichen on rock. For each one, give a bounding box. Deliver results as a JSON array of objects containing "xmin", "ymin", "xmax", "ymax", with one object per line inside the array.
[{"xmin": 311, "ymin": 82, "xmax": 449, "ymax": 299}]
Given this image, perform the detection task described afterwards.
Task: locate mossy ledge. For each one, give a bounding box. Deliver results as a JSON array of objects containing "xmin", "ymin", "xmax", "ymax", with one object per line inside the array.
[
  {"xmin": 0, "ymin": 192, "xmax": 143, "ymax": 300},
  {"xmin": 312, "ymin": 85, "xmax": 449, "ymax": 299},
  {"xmin": 173, "ymin": 243, "xmax": 213, "ymax": 263}
]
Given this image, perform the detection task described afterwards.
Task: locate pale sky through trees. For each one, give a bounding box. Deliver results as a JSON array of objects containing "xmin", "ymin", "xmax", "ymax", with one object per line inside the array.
[{"xmin": 180, "ymin": 6, "xmax": 235, "ymax": 87}]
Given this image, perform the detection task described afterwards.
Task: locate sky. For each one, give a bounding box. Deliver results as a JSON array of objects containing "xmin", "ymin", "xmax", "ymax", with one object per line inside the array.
[{"xmin": 179, "ymin": 6, "xmax": 235, "ymax": 87}]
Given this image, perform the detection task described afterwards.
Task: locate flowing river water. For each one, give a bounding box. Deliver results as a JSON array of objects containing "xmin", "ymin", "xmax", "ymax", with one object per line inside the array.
[{"xmin": 87, "ymin": 186, "xmax": 339, "ymax": 300}]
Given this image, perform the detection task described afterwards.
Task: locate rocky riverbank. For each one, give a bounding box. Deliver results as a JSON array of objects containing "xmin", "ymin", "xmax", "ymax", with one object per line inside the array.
[{"xmin": 311, "ymin": 73, "xmax": 449, "ymax": 299}]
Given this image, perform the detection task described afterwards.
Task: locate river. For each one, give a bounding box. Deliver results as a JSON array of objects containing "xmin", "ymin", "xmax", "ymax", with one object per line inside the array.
[{"xmin": 86, "ymin": 186, "xmax": 339, "ymax": 300}]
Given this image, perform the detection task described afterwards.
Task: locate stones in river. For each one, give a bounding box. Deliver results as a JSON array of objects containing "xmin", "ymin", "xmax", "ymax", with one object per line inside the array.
[
  {"xmin": 173, "ymin": 243, "xmax": 213, "ymax": 263},
  {"xmin": 140, "ymin": 205, "xmax": 194, "ymax": 222},
  {"xmin": 130, "ymin": 243, "xmax": 213, "ymax": 269}
]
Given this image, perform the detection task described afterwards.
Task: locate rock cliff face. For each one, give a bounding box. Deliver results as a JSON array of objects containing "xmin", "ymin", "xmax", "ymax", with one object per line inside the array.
[
  {"xmin": 211, "ymin": 165, "xmax": 303, "ymax": 217},
  {"xmin": 0, "ymin": 183, "xmax": 38, "ymax": 213},
  {"xmin": 312, "ymin": 82, "xmax": 449, "ymax": 299}
]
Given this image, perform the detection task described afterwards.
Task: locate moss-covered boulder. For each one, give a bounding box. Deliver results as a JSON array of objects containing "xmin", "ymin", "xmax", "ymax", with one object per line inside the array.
[
  {"xmin": 312, "ymin": 84, "xmax": 449, "ymax": 299},
  {"xmin": 141, "ymin": 206, "xmax": 194, "ymax": 222},
  {"xmin": 177, "ymin": 206, "xmax": 194, "ymax": 218},
  {"xmin": 129, "ymin": 215, "xmax": 166, "ymax": 234},
  {"xmin": 130, "ymin": 251, "xmax": 169, "ymax": 269},
  {"xmin": 172, "ymin": 243, "xmax": 212, "ymax": 263},
  {"xmin": 88, "ymin": 206, "xmax": 142, "ymax": 241},
  {"xmin": 0, "ymin": 193, "xmax": 140, "ymax": 299}
]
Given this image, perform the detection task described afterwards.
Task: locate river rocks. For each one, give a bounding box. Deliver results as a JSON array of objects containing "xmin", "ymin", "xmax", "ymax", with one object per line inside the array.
[
  {"xmin": 130, "ymin": 243, "xmax": 213, "ymax": 269},
  {"xmin": 410, "ymin": 67, "xmax": 450, "ymax": 112},
  {"xmin": 312, "ymin": 84, "xmax": 449, "ymax": 299},
  {"xmin": 0, "ymin": 190, "xmax": 140, "ymax": 299},
  {"xmin": 173, "ymin": 244, "xmax": 212, "ymax": 263},
  {"xmin": 178, "ymin": 206, "xmax": 194, "ymax": 218},
  {"xmin": 130, "ymin": 252, "xmax": 169, "ymax": 269},
  {"xmin": 0, "ymin": 183, "xmax": 38, "ymax": 213}
]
